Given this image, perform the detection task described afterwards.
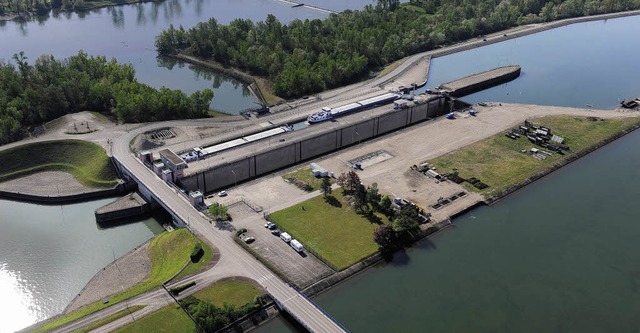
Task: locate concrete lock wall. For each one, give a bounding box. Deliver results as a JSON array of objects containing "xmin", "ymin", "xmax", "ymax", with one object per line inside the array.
[
  {"xmin": 255, "ymin": 144, "xmax": 297, "ymax": 175},
  {"xmin": 410, "ymin": 103, "xmax": 430, "ymax": 123},
  {"xmin": 300, "ymin": 131, "xmax": 338, "ymax": 160},
  {"xmin": 377, "ymin": 108, "xmax": 410, "ymax": 135},
  {"xmin": 340, "ymin": 120, "xmax": 376, "ymax": 147},
  {"xmin": 180, "ymin": 96, "xmax": 447, "ymax": 193}
]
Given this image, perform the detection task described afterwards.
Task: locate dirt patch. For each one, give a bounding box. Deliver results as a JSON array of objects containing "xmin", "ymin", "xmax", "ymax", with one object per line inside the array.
[{"xmin": 0, "ymin": 171, "xmax": 103, "ymax": 196}]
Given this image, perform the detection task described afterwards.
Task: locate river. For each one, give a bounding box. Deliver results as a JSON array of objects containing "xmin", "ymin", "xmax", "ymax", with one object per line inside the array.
[
  {"xmin": 256, "ymin": 14, "xmax": 640, "ymax": 333},
  {"xmin": 1, "ymin": 3, "xmax": 639, "ymax": 333},
  {"xmin": 0, "ymin": 198, "xmax": 167, "ymax": 333},
  {"xmin": 0, "ymin": 0, "xmax": 374, "ymax": 114}
]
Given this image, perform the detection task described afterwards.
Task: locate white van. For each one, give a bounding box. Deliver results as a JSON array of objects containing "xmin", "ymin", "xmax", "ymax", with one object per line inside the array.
[
  {"xmin": 290, "ymin": 239, "xmax": 304, "ymax": 253},
  {"xmin": 280, "ymin": 232, "xmax": 292, "ymax": 243}
]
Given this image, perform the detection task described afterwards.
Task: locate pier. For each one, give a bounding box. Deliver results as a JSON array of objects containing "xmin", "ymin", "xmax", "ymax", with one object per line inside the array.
[
  {"xmin": 437, "ymin": 65, "xmax": 521, "ymax": 97},
  {"xmin": 94, "ymin": 192, "xmax": 151, "ymax": 223}
]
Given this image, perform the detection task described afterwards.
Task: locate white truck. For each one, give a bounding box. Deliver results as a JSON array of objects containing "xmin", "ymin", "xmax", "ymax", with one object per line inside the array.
[
  {"xmin": 280, "ymin": 232, "xmax": 292, "ymax": 243},
  {"xmin": 290, "ymin": 239, "xmax": 304, "ymax": 253}
]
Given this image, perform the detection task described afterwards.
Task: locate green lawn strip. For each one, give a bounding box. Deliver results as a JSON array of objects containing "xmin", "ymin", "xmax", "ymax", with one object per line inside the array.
[
  {"xmin": 32, "ymin": 229, "xmax": 209, "ymax": 333},
  {"xmin": 194, "ymin": 280, "xmax": 263, "ymax": 308},
  {"xmin": 0, "ymin": 140, "xmax": 118, "ymax": 188},
  {"xmin": 282, "ymin": 167, "xmax": 334, "ymax": 191},
  {"xmin": 430, "ymin": 115, "xmax": 640, "ymax": 197},
  {"xmin": 72, "ymin": 305, "xmax": 146, "ymax": 333},
  {"xmin": 269, "ymin": 191, "xmax": 383, "ymax": 271},
  {"xmin": 112, "ymin": 305, "xmax": 194, "ymax": 333},
  {"xmin": 172, "ymin": 240, "xmax": 214, "ymax": 282}
]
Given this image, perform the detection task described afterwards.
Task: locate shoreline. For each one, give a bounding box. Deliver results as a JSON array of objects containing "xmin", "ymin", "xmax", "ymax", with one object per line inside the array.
[{"xmin": 169, "ymin": 9, "xmax": 640, "ymax": 102}]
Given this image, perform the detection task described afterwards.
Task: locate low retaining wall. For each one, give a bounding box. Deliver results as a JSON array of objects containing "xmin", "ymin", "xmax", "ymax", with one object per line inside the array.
[{"xmin": 0, "ymin": 182, "xmax": 135, "ymax": 205}]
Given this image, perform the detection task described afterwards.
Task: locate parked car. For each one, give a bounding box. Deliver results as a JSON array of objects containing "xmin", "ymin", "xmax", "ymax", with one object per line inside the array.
[
  {"xmin": 243, "ymin": 236, "xmax": 255, "ymax": 244},
  {"xmin": 280, "ymin": 232, "xmax": 292, "ymax": 243},
  {"xmin": 218, "ymin": 191, "xmax": 227, "ymax": 197},
  {"xmin": 271, "ymin": 229, "xmax": 281, "ymax": 236},
  {"xmin": 264, "ymin": 222, "xmax": 276, "ymax": 230}
]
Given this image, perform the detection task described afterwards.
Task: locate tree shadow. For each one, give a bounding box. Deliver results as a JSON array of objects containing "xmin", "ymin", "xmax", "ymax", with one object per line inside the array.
[
  {"xmin": 363, "ymin": 211, "xmax": 383, "ymax": 225},
  {"xmin": 324, "ymin": 195, "xmax": 342, "ymax": 208},
  {"xmin": 214, "ymin": 219, "xmax": 236, "ymax": 232}
]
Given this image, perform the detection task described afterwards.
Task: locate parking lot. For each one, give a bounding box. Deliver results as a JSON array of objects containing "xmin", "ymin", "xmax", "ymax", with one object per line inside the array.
[{"xmin": 226, "ymin": 201, "xmax": 335, "ymax": 288}]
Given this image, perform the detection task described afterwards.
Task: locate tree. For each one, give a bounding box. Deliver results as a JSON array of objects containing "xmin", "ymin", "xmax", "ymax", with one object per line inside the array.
[
  {"xmin": 366, "ymin": 184, "xmax": 381, "ymax": 208},
  {"xmin": 392, "ymin": 205, "xmax": 420, "ymax": 234},
  {"xmin": 352, "ymin": 183, "xmax": 368, "ymax": 213},
  {"xmin": 373, "ymin": 224, "xmax": 396, "ymax": 249},
  {"xmin": 208, "ymin": 203, "xmax": 229, "ymax": 221},
  {"xmin": 336, "ymin": 171, "xmax": 361, "ymax": 192},
  {"xmin": 320, "ymin": 177, "xmax": 332, "ymax": 198},
  {"xmin": 379, "ymin": 195, "xmax": 392, "ymax": 213}
]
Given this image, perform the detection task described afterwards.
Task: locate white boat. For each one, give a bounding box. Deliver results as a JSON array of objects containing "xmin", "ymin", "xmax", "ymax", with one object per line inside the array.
[{"xmin": 307, "ymin": 110, "xmax": 332, "ymax": 123}]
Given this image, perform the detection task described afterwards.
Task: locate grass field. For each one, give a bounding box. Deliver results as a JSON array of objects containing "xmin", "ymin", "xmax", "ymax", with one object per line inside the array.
[
  {"xmin": 72, "ymin": 305, "xmax": 145, "ymax": 333},
  {"xmin": 32, "ymin": 229, "xmax": 211, "ymax": 333},
  {"xmin": 0, "ymin": 140, "xmax": 118, "ymax": 188},
  {"xmin": 269, "ymin": 191, "xmax": 384, "ymax": 271},
  {"xmin": 172, "ymin": 240, "xmax": 214, "ymax": 282},
  {"xmin": 194, "ymin": 280, "xmax": 262, "ymax": 308},
  {"xmin": 282, "ymin": 167, "xmax": 334, "ymax": 192},
  {"xmin": 112, "ymin": 305, "xmax": 194, "ymax": 333},
  {"xmin": 430, "ymin": 115, "xmax": 640, "ymax": 197}
]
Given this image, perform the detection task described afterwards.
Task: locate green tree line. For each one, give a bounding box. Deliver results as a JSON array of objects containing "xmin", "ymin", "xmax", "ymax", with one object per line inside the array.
[
  {"xmin": 0, "ymin": 51, "xmax": 213, "ymax": 144},
  {"xmin": 156, "ymin": 0, "xmax": 640, "ymax": 99},
  {"xmin": 0, "ymin": 0, "xmax": 135, "ymax": 16}
]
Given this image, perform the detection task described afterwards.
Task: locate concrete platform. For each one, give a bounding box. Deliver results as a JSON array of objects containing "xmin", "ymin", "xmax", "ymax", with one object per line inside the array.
[{"xmin": 94, "ymin": 192, "xmax": 151, "ymax": 223}]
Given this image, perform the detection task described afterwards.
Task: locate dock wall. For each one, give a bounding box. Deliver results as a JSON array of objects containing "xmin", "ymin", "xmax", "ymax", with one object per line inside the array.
[{"xmin": 178, "ymin": 96, "xmax": 447, "ymax": 193}]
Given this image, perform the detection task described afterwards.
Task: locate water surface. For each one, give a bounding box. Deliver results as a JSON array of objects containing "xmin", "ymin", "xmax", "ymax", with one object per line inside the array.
[{"xmin": 0, "ymin": 198, "xmax": 165, "ymax": 333}]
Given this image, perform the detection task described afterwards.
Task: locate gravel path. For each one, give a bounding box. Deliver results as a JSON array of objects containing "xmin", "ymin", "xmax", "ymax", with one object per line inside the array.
[{"xmin": 65, "ymin": 243, "xmax": 151, "ymax": 313}]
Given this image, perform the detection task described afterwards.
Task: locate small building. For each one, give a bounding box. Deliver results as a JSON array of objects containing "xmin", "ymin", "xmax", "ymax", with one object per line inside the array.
[
  {"xmin": 153, "ymin": 161, "xmax": 165, "ymax": 177},
  {"xmin": 188, "ymin": 191, "xmax": 204, "ymax": 207},
  {"xmin": 310, "ymin": 163, "xmax": 328, "ymax": 177},
  {"xmin": 393, "ymin": 99, "xmax": 410, "ymax": 109},
  {"xmin": 159, "ymin": 149, "xmax": 187, "ymax": 182},
  {"xmin": 139, "ymin": 151, "xmax": 153, "ymax": 165},
  {"xmin": 161, "ymin": 168, "xmax": 173, "ymax": 182},
  {"xmin": 426, "ymin": 169, "xmax": 441, "ymax": 179}
]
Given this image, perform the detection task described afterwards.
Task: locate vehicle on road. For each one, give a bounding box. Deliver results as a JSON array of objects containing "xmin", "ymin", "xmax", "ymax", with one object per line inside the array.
[
  {"xmin": 243, "ymin": 236, "xmax": 255, "ymax": 244},
  {"xmin": 218, "ymin": 191, "xmax": 227, "ymax": 197},
  {"xmin": 280, "ymin": 232, "xmax": 292, "ymax": 243},
  {"xmin": 290, "ymin": 239, "xmax": 304, "ymax": 252}
]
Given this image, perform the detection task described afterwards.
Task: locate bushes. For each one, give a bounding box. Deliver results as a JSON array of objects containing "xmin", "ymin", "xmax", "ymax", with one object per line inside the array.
[
  {"xmin": 190, "ymin": 242, "xmax": 204, "ymax": 262},
  {"xmin": 169, "ymin": 281, "xmax": 196, "ymax": 296}
]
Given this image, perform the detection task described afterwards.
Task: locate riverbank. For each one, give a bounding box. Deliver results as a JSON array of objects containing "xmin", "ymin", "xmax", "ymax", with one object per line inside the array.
[{"xmin": 168, "ymin": 9, "xmax": 640, "ymax": 106}]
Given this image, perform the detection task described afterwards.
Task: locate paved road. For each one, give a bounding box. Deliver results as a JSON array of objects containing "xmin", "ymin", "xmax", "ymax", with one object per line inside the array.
[{"xmin": 110, "ymin": 129, "xmax": 348, "ymax": 332}]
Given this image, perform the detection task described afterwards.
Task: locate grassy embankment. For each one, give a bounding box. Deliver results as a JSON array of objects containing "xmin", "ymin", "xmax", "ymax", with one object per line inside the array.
[
  {"xmin": 114, "ymin": 280, "xmax": 262, "ymax": 333},
  {"xmin": 430, "ymin": 115, "xmax": 640, "ymax": 198},
  {"xmin": 0, "ymin": 140, "xmax": 119, "ymax": 188},
  {"xmin": 269, "ymin": 191, "xmax": 387, "ymax": 271},
  {"xmin": 112, "ymin": 305, "xmax": 194, "ymax": 333},
  {"xmin": 282, "ymin": 167, "xmax": 335, "ymax": 192},
  {"xmin": 31, "ymin": 229, "xmax": 212, "ymax": 333}
]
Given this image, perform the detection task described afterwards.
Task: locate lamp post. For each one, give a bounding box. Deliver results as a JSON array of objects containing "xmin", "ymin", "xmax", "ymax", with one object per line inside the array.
[{"xmin": 231, "ymin": 170, "xmax": 237, "ymax": 188}]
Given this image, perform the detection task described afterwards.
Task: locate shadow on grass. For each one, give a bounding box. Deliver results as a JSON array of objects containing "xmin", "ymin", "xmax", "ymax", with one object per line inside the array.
[
  {"xmin": 363, "ymin": 211, "xmax": 383, "ymax": 225},
  {"xmin": 324, "ymin": 195, "xmax": 342, "ymax": 208}
]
